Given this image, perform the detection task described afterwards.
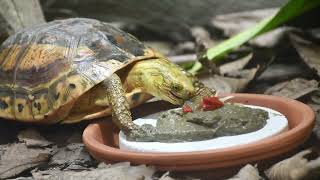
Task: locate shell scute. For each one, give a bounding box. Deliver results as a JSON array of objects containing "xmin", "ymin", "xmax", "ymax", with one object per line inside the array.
[{"xmin": 0, "ymin": 18, "xmax": 156, "ymax": 123}]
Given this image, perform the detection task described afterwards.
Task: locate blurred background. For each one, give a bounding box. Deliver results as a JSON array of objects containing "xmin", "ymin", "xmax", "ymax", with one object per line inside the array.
[{"xmin": 2, "ymin": 0, "xmax": 287, "ymax": 42}]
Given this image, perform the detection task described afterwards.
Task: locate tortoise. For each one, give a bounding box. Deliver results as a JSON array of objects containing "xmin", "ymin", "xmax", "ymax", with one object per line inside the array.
[{"xmin": 0, "ymin": 18, "xmax": 215, "ymax": 134}]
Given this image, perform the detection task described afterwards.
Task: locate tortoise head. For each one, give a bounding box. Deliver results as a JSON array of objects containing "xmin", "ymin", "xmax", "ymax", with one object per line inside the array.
[{"xmin": 126, "ymin": 58, "xmax": 195, "ymax": 105}]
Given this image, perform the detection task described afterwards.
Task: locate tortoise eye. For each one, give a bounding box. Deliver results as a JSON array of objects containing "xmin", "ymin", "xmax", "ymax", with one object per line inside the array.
[{"xmin": 172, "ymin": 83, "xmax": 182, "ymax": 92}]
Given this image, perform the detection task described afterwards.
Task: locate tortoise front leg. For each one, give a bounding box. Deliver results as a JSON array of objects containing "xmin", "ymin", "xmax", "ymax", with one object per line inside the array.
[
  {"xmin": 102, "ymin": 74, "xmax": 135, "ymax": 133},
  {"xmin": 102, "ymin": 74, "xmax": 156, "ymax": 137}
]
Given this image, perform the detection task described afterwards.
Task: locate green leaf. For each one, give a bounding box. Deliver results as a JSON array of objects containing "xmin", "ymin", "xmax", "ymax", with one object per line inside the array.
[{"xmin": 189, "ymin": 0, "xmax": 320, "ymax": 74}]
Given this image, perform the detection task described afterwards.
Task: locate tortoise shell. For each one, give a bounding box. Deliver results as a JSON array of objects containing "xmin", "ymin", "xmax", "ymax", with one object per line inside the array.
[{"xmin": 0, "ymin": 18, "xmax": 159, "ymax": 123}]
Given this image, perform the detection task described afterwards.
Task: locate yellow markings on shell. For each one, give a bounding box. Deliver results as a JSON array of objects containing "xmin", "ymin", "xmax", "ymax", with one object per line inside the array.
[
  {"xmin": 0, "ymin": 44, "xmax": 96, "ymax": 122},
  {"xmin": 0, "ymin": 45, "xmax": 160, "ymax": 123},
  {"xmin": 32, "ymin": 94, "xmax": 50, "ymax": 121},
  {"xmin": 13, "ymin": 98, "xmax": 33, "ymax": 121},
  {"xmin": 0, "ymin": 45, "xmax": 20, "ymax": 71},
  {"xmin": 51, "ymin": 78, "xmax": 67, "ymax": 110},
  {"xmin": 65, "ymin": 75, "xmax": 89, "ymax": 99},
  {"xmin": 18, "ymin": 44, "xmax": 66, "ymax": 71},
  {"xmin": 1, "ymin": 44, "xmax": 95, "ymax": 72},
  {"xmin": 0, "ymin": 97, "xmax": 14, "ymax": 119},
  {"xmin": 11, "ymin": 73, "xmax": 93, "ymax": 122},
  {"xmin": 49, "ymin": 74, "xmax": 91, "ymax": 112},
  {"xmin": 92, "ymin": 84, "xmax": 109, "ymax": 107}
]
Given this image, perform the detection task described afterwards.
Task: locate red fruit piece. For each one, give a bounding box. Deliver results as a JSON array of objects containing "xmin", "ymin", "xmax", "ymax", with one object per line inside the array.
[
  {"xmin": 201, "ymin": 96, "xmax": 224, "ymax": 111},
  {"xmin": 182, "ymin": 104, "xmax": 193, "ymax": 113}
]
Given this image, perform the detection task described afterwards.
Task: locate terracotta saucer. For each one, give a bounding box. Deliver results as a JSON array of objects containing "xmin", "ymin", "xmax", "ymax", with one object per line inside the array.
[{"xmin": 83, "ymin": 93, "xmax": 315, "ymax": 171}]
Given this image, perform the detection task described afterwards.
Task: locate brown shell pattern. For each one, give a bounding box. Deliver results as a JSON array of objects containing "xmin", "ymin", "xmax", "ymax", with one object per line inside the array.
[{"xmin": 0, "ymin": 18, "xmax": 157, "ymax": 122}]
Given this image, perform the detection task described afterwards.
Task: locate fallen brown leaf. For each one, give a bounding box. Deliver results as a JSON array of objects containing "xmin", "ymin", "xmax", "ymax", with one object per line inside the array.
[
  {"xmin": 290, "ymin": 33, "xmax": 320, "ymax": 78},
  {"xmin": 264, "ymin": 78, "xmax": 318, "ymax": 99}
]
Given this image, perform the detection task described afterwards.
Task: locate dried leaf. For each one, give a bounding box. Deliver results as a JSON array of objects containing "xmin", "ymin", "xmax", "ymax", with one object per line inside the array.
[
  {"xmin": 227, "ymin": 164, "xmax": 262, "ymax": 180},
  {"xmin": 190, "ymin": 0, "xmax": 320, "ymax": 73},
  {"xmin": 171, "ymin": 41, "xmax": 195, "ymax": 55},
  {"xmin": 212, "ymin": 8, "xmax": 290, "ymax": 48},
  {"xmin": 290, "ymin": 33, "xmax": 320, "ymax": 78},
  {"xmin": 159, "ymin": 172, "xmax": 176, "ymax": 180},
  {"xmin": 212, "ymin": 8, "xmax": 278, "ymax": 37},
  {"xmin": 200, "ymin": 67, "xmax": 258, "ymax": 93},
  {"xmin": 219, "ymin": 53, "xmax": 253, "ymax": 74},
  {"xmin": 252, "ymin": 28, "xmax": 290, "ymax": 47},
  {"xmin": 0, "ymin": 143, "xmax": 51, "ymax": 179},
  {"xmin": 307, "ymin": 103, "xmax": 320, "ymax": 139},
  {"xmin": 17, "ymin": 129, "xmax": 53, "ymax": 148},
  {"xmin": 200, "ymin": 75, "xmax": 233, "ymax": 93},
  {"xmin": 31, "ymin": 162, "xmax": 155, "ymax": 180},
  {"xmin": 49, "ymin": 143, "xmax": 96, "ymax": 169},
  {"xmin": 257, "ymin": 64, "xmax": 310, "ymax": 83},
  {"xmin": 190, "ymin": 26, "xmax": 215, "ymax": 47},
  {"xmin": 307, "ymin": 91, "xmax": 320, "ymax": 140},
  {"xmin": 265, "ymin": 149, "xmax": 320, "ymax": 180},
  {"xmin": 309, "ymin": 29, "xmax": 320, "ymax": 40},
  {"xmin": 264, "ymin": 78, "xmax": 318, "ymax": 99}
]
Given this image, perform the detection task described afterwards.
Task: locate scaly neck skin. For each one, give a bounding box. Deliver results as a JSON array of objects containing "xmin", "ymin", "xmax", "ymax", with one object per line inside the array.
[{"xmin": 125, "ymin": 58, "xmax": 195, "ymax": 105}]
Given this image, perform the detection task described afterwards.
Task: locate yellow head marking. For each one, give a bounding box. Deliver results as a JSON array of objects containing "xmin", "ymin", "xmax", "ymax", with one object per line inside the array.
[{"xmin": 126, "ymin": 58, "xmax": 195, "ymax": 105}]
